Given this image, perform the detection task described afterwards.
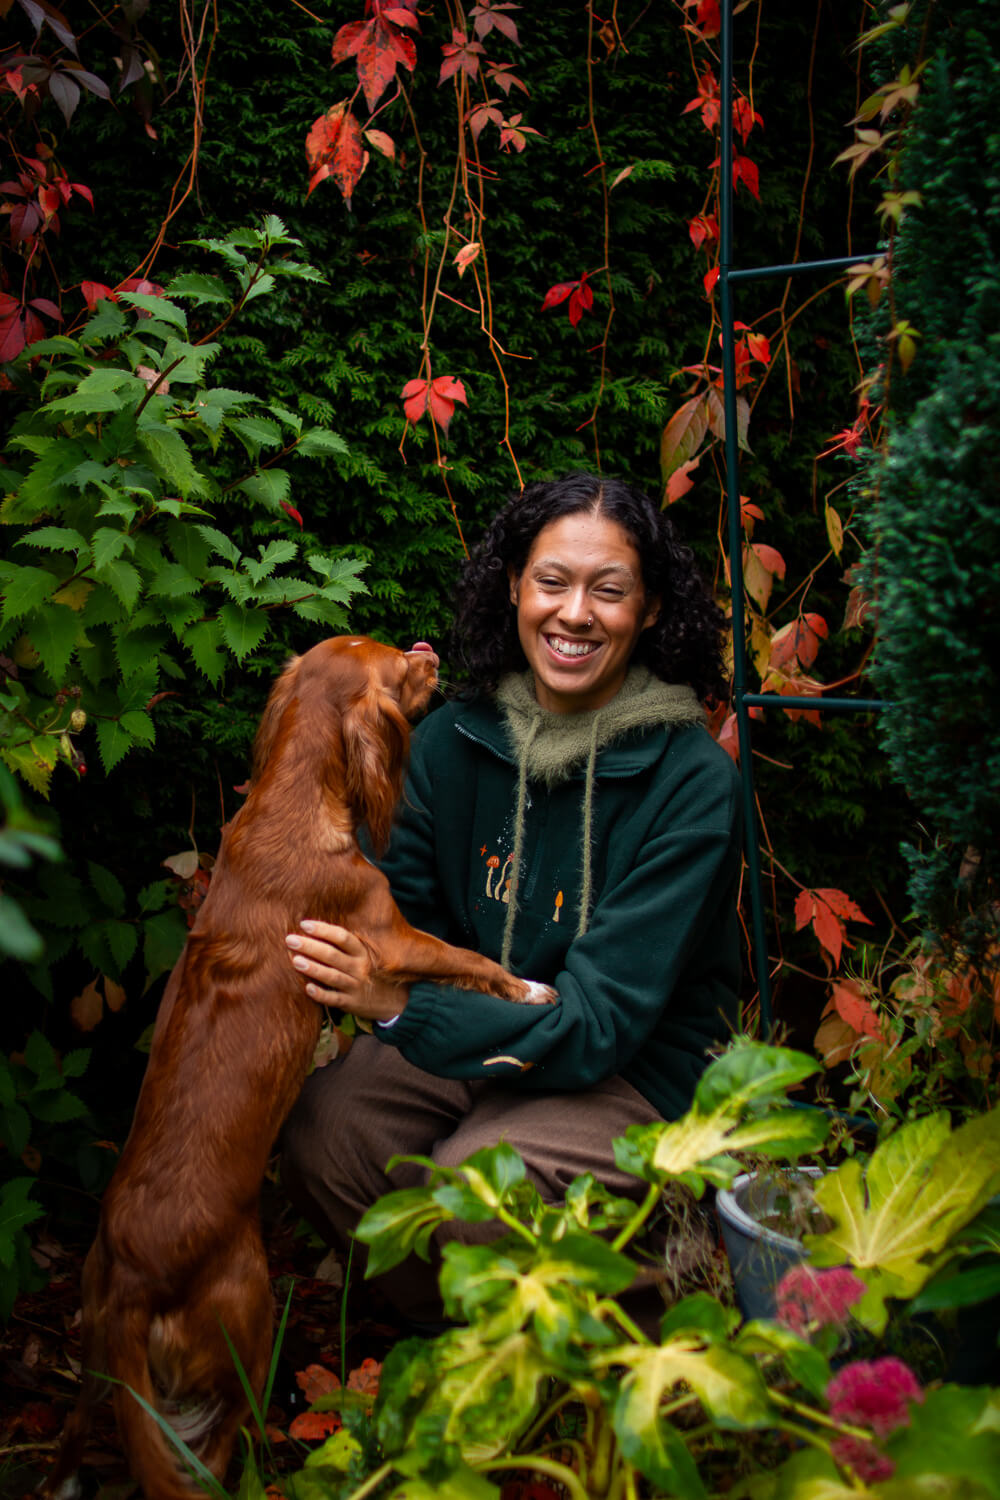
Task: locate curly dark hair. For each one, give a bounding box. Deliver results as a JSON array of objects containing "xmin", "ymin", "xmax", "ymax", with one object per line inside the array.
[{"xmin": 449, "ymin": 470, "xmax": 729, "ymax": 704}]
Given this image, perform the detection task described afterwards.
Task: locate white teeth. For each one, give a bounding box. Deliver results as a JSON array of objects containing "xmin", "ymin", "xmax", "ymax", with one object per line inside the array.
[{"xmin": 548, "ymin": 637, "xmax": 597, "ymax": 658}]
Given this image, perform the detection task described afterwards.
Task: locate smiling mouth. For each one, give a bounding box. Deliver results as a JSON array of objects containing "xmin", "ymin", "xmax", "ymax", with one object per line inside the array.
[{"xmin": 545, "ymin": 635, "xmax": 599, "ymax": 659}]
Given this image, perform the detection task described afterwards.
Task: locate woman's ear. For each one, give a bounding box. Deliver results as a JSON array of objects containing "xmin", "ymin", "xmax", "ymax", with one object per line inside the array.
[
  {"xmin": 642, "ymin": 594, "xmax": 662, "ymax": 632},
  {"xmin": 507, "ymin": 564, "xmax": 520, "ymax": 607}
]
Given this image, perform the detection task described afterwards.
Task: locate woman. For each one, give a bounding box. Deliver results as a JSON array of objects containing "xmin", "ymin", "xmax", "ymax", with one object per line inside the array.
[{"xmin": 280, "ymin": 471, "xmax": 742, "ymax": 1323}]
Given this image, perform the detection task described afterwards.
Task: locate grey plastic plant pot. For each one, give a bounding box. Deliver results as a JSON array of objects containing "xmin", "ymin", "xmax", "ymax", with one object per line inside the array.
[{"xmin": 716, "ymin": 1167, "xmax": 825, "ymax": 1322}]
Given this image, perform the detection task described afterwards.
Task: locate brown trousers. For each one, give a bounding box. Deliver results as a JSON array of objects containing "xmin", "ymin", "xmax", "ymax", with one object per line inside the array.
[{"xmin": 280, "ymin": 1035, "xmax": 667, "ymax": 1328}]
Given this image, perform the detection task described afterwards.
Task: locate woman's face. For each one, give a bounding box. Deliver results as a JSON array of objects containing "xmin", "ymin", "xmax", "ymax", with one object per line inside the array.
[{"xmin": 508, "ymin": 510, "xmax": 660, "ymax": 714}]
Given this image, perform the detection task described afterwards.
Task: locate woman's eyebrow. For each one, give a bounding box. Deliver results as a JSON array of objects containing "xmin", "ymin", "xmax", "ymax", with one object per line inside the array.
[{"xmin": 530, "ymin": 556, "xmax": 637, "ymax": 581}]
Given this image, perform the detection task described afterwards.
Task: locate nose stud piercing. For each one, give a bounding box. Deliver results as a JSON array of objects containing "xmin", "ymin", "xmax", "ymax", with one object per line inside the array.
[{"xmin": 587, "ymin": 615, "xmax": 594, "ymax": 629}]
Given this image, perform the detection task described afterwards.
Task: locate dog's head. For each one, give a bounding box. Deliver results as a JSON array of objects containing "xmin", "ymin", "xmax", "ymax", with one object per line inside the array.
[{"xmin": 251, "ymin": 636, "xmax": 438, "ymax": 854}]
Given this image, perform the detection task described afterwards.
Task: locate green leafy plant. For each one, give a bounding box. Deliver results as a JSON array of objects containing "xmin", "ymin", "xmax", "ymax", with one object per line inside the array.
[{"xmin": 262, "ymin": 1041, "xmax": 1000, "ymax": 1500}]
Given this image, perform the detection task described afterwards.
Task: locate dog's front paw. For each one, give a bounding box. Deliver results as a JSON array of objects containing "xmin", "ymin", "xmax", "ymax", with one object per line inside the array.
[{"xmin": 517, "ymin": 979, "xmax": 558, "ymax": 1006}]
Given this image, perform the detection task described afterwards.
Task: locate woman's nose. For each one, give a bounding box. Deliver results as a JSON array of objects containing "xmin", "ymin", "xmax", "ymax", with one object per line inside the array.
[{"xmin": 558, "ymin": 588, "xmax": 591, "ymax": 629}]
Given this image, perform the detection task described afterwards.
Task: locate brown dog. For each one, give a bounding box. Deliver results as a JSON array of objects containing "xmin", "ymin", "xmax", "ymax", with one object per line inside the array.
[{"xmin": 46, "ymin": 636, "xmax": 554, "ymax": 1500}]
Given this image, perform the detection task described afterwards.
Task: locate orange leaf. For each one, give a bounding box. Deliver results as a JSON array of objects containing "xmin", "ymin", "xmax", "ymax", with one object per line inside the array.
[
  {"xmin": 306, "ymin": 105, "xmax": 367, "ymax": 206},
  {"xmin": 660, "ymin": 396, "xmax": 708, "ymax": 479},
  {"xmin": 71, "ymin": 978, "xmax": 103, "ymax": 1032},
  {"xmin": 427, "ymin": 374, "xmax": 468, "ymax": 432},
  {"xmin": 347, "ymin": 1356, "xmax": 382, "ymax": 1395},
  {"xmin": 832, "ymin": 979, "xmax": 882, "ymax": 1039},
  {"xmin": 296, "ymin": 1363, "xmax": 341, "ymax": 1403},
  {"xmin": 289, "ymin": 1409, "xmax": 342, "ymax": 1440},
  {"xmin": 815, "ymin": 887, "xmax": 872, "ymax": 925}
]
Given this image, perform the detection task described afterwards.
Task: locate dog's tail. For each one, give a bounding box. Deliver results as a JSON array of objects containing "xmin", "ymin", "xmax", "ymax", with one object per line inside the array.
[{"xmin": 109, "ymin": 1299, "xmax": 215, "ymax": 1500}]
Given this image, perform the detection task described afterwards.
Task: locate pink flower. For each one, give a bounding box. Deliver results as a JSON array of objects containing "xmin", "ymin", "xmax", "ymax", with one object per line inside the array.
[
  {"xmin": 830, "ymin": 1434, "xmax": 896, "ymax": 1483},
  {"xmin": 827, "ymin": 1357, "xmax": 924, "ymax": 1438},
  {"xmin": 775, "ymin": 1265, "xmax": 866, "ymax": 1333}
]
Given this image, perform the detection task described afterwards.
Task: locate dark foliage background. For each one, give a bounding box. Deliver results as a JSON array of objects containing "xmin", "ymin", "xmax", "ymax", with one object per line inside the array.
[{"xmin": 1, "ymin": 0, "xmax": 916, "ymax": 1190}]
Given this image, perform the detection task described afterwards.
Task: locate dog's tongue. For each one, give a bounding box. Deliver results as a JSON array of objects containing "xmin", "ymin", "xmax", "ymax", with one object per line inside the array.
[{"xmin": 410, "ymin": 641, "xmax": 434, "ymax": 653}]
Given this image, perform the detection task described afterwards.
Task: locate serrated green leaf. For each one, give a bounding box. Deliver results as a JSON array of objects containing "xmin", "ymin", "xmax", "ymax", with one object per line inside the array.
[
  {"xmin": 228, "ymin": 416, "xmax": 283, "ymax": 455},
  {"xmin": 0, "ymin": 1179, "xmax": 45, "ymax": 1268},
  {"xmin": 1, "ymin": 567, "xmax": 59, "ymax": 626},
  {"xmin": 95, "ymin": 558, "xmax": 143, "ymax": 612},
  {"xmin": 164, "ymin": 272, "xmax": 231, "ymax": 304},
  {"xmin": 195, "ymin": 526, "xmax": 242, "ymax": 566},
  {"xmin": 136, "ymin": 423, "xmax": 209, "ymax": 500},
  {"xmin": 143, "ymin": 908, "xmax": 186, "ymax": 983},
  {"xmin": 243, "ymin": 540, "xmax": 298, "ymax": 586},
  {"xmin": 28, "ymin": 1087, "xmax": 90, "ymax": 1125},
  {"xmin": 87, "ymin": 860, "xmax": 126, "ymax": 915},
  {"xmin": 91, "ymin": 528, "xmax": 133, "ymax": 570},
  {"xmin": 95, "ymin": 718, "xmax": 139, "ymax": 773},
  {"xmin": 22, "ymin": 604, "xmax": 80, "ymax": 685},
  {"xmin": 239, "ymin": 468, "xmax": 290, "ymax": 510},
  {"xmin": 0, "ymin": 740, "xmax": 56, "ymax": 797},
  {"xmin": 17, "ymin": 526, "xmax": 89, "ymax": 556},
  {"xmin": 295, "ymin": 427, "xmax": 349, "ymax": 459},
  {"xmin": 185, "ymin": 619, "xmax": 227, "ymax": 682},
  {"xmin": 0, "ymin": 1103, "xmax": 31, "ymax": 1158},
  {"xmin": 147, "ymin": 562, "xmax": 200, "ymax": 597},
  {"xmin": 217, "ymin": 604, "xmax": 269, "ymax": 661},
  {"xmin": 82, "ymin": 300, "xmax": 127, "ymax": 342},
  {"xmin": 119, "ymin": 292, "xmax": 188, "ymax": 330},
  {"xmin": 120, "ymin": 709, "xmax": 155, "ymax": 746}
]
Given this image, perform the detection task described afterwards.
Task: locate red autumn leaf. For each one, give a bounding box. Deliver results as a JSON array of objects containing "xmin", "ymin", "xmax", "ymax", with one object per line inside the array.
[
  {"xmin": 843, "ymin": 582, "xmax": 874, "ymax": 632},
  {"xmin": 471, "ymin": 1, "xmax": 520, "ymax": 45},
  {"xmin": 567, "ymin": 277, "xmax": 594, "ymax": 326},
  {"xmin": 683, "ymin": 69, "xmax": 720, "ymax": 133},
  {"xmin": 733, "ymin": 95, "xmax": 763, "ymax": 143},
  {"xmin": 401, "ymin": 375, "xmax": 468, "ymax": 433},
  {"xmin": 746, "ymin": 331, "xmax": 771, "ymax": 365},
  {"xmin": 814, "ymin": 887, "xmax": 872, "ymax": 925},
  {"xmin": 716, "ymin": 710, "xmax": 740, "ymax": 763},
  {"xmin": 119, "ymin": 277, "xmax": 164, "ymax": 296},
  {"xmin": 541, "ymin": 274, "xmax": 593, "ymax": 326},
  {"xmin": 683, "ymin": 0, "xmax": 721, "ymax": 41},
  {"xmin": 289, "ymin": 1408, "xmax": 342, "ymax": 1440},
  {"xmin": 296, "ymin": 1363, "xmax": 341, "ymax": 1403},
  {"xmin": 439, "ymin": 30, "xmax": 485, "ymax": 85},
  {"xmin": 498, "ymin": 112, "xmax": 541, "ymax": 153},
  {"xmin": 768, "ymin": 613, "xmax": 829, "ymax": 672},
  {"xmin": 703, "ymin": 266, "xmax": 719, "ymax": 297},
  {"xmin": 688, "ymin": 212, "xmax": 719, "ymax": 250},
  {"xmin": 733, "ymin": 152, "xmax": 760, "ymax": 199},
  {"xmin": 486, "ymin": 60, "xmax": 529, "ymax": 97},
  {"xmin": 740, "ymin": 495, "xmax": 764, "ymax": 532},
  {"xmin": 795, "ymin": 889, "xmax": 872, "ymax": 970},
  {"xmin": 280, "ymin": 500, "xmax": 303, "ymax": 528},
  {"xmin": 661, "ymin": 395, "xmax": 708, "ymax": 479},
  {"xmin": 307, "ymin": 105, "xmax": 367, "ymax": 206},
  {"xmin": 666, "ymin": 457, "xmax": 700, "ymax": 503},
  {"xmin": 832, "ymin": 979, "xmax": 882, "ymax": 1039},
  {"xmin": 346, "ymin": 1356, "xmax": 382, "ymax": 1394},
  {"xmin": 81, "ymin": 280, "xmax": 117, "ymax": 311},
  {"xmin": 332, "ymin": 9, "xmax": 418, "ymax": 112}
]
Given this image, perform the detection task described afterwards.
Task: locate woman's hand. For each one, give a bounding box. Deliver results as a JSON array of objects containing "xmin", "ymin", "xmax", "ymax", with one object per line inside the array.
[{"xmin": 285, "ymin": 920, "xmax": 409, "ymax": 1022}]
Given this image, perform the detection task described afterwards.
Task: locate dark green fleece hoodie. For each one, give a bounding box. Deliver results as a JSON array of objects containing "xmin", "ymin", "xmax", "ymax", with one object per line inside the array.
[{"xmin": 374, "ymin": 669, "xmax": 743, "ymax": 1120}]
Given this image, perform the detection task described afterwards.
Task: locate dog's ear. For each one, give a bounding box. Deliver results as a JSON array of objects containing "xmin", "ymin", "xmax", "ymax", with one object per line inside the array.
[
  {"xmin": 250, "ymin": 654, "xmax": 301, "ymax": 782},
  {"xmin": 342, "ymin": 684, "xmax": 410, "ymax": 856}
]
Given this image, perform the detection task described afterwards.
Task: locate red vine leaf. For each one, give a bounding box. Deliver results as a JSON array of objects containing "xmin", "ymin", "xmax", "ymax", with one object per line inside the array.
[
  {"xmin": 688, "ymin": 212, "xmax": 719, "ymax": 250},
  {"xmin": 733, "ymin": 152, "xmax": 760, "ymax": 199},
  {"xmin": 742, "ymin": 542, "xmax": 786, "ymax": 612},
  {"xmin": 733, "ymin": 95, "xmax": 764, "ymax": 143},
  {"xmin": 683, "ymin": 0, "xmax": 721, "ymax": 42},
  {"xmin": 831, "ymin": 979, "xmax": 882, "ymax": 1039},
  {"xmin": 401, "ymin": 374, "xmax": 469, "ymax": 432},
  {"xmin": 439, "ymin": 30, "xmax": 486, "ymax": 85},
  {"xmin": 498, "ymin": 113, "xmax": 541, "ymax": 152},
  {"xmin": 794, "ymin": 888, "xmax": 872, "ymax": 970},
  {"xmin": 682, "ymin": 70, "xmax": 720, "ymax": 133},
  {"xmin": 471, "ymin": 1, "xmax": 520, "ymax": 45},
  {"xmin": 486, "ymin": 60, "xmax": 529, "ymax": 97},
  {"xmin": 660, "ymin": 395, "xmax": 708, "ymax": 479},
  {"xmin": 280, "ymin": 501, "xmax": 303, "ymax": 528},
  {"xmin": 331, "ymin": 6, "xmax": 418, "ymax": 113},
  {"xmin": 540, "ymin": 273, "xmax": 593, "ymax": 326},
  {"xmin": 306, "ymin": 103, "xmax": 367, "ymax": 206}
]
